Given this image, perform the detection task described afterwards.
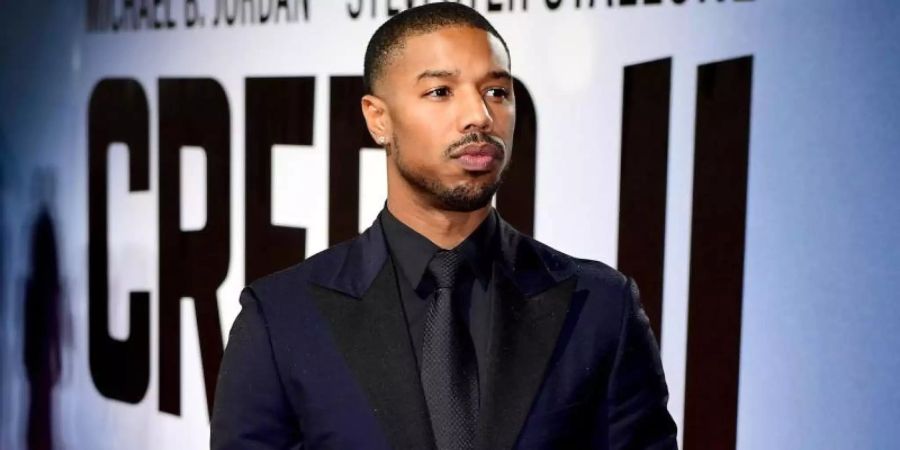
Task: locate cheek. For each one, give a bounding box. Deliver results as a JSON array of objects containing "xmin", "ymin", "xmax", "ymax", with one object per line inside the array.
[
  {"xmin": 394, "ymin": 106, "xmax": 452, "ymax": 160},
  {"xmin": 493, "ymin": 105, "xmax": 516, "ymax": 166},
  {"xmin": 492, "ymin": 104, "xmax": 516, "ymax": 142}
]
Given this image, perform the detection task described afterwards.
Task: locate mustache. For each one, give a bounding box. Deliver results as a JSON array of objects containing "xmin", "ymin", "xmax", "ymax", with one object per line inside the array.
[{"xmin": 445, "ymin": 133, "xmax": 506, "ymax": 158}]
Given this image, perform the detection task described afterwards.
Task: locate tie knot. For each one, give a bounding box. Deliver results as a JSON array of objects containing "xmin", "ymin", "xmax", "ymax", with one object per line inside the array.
[{"xmin": 427, "ymin": 249, "xmax": 464, "ymax": 289}]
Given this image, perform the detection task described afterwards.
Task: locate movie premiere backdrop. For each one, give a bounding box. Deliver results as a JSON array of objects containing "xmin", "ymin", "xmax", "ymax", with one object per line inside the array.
[{"xmin": 1, "ymin": 0, "xmax": 898, "ymax": 449}]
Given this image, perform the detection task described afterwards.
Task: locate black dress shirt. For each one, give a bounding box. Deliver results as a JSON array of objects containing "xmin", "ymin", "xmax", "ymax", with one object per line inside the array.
[{"xmin": 379, "ymin": 208, "xmax": 498, "ymax": 389}]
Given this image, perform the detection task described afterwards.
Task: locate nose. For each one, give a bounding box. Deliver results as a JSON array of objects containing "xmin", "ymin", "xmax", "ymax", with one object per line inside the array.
[{"xmin": 458, "ymin": 88, "xmax": 493, "ymax": 133}]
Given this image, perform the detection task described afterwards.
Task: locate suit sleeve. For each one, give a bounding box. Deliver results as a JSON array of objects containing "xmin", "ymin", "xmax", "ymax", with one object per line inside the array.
[
  {"xmin": 210, "ymin": 287, "xmax": 303, "ymax": 450},
  {"xmin": 606, "ymin": 278, "xmax": 678, "ymax": 450}
]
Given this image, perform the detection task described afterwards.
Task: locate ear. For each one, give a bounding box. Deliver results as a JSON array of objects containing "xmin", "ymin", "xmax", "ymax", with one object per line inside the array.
[{"xmin": 361, "ymin": 94, "xmax": 392, "ymax": 147}]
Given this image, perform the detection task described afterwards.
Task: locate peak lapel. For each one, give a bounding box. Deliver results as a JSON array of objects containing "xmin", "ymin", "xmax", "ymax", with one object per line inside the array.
[
  {"xmin": 309, "ymin": 218, "xmax": 389, "ymax": 300},
  {"xmin": 311, "ymin": 263, "xmax": 434, "ymax": 450},
  {"xmin": 476, "ymin": 221, "xmax": 578, "ymax": 449},
  {"xmin": 309, "ymin": 218, "xmax": 434, "ymax": 450}
]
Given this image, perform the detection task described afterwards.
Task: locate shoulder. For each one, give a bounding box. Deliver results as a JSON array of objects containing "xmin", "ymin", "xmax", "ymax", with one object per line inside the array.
[
  {"xmin": 526, "ymin": 232, "xmax": 630, "ymax": 292},
  {"xmin": 523, "ymin": 234, "xmax": 640, "ymax": 346},
  {"xmin": 571, "ymin": 256, "xmax": 630, "ymax": 292},
  {"xmin": 521, "ymin": 233, "xmax": 636, "ymax": 325},
  {"xmin": 245, "ymin": 238, "xmax": 355, "ymax": 303},
  {"xmin": 496, "ymin": 217, "xmax": 633, "ymax": 301}
]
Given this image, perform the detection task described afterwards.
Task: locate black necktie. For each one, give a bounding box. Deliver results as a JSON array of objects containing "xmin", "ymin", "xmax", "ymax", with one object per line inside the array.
[{"xmin": 421, "ymin": 250, "xmax": 479, "ymax": 450}]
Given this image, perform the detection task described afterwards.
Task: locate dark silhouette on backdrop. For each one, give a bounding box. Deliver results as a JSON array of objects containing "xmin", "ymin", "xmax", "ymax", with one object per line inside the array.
[{"xmin": 24, "ymin": 206, "xmax": 62, "ymax": 450}]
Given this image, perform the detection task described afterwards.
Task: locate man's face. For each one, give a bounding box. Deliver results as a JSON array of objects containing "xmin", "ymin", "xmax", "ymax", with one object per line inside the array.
[{"xmin": 370, "ymin": 26, "xmax": 515, "ymax": 212}]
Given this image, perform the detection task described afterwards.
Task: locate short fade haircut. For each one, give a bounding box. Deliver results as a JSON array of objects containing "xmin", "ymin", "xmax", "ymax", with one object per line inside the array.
[{"xmin": 363, "ymin": 2, "xmax": 510, "ymax": 95}]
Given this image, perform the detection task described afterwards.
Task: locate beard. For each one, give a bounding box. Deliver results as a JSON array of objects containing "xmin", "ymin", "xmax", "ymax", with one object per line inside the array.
[{"xmin": 392, "ymin": 132, "xmax": 507, "ymax": 212}]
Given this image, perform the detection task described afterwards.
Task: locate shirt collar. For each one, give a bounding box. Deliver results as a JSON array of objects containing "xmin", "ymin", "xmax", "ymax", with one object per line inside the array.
[{"xmin": 380, "ymin": 207, "xmax": 498, "ymax": 292}]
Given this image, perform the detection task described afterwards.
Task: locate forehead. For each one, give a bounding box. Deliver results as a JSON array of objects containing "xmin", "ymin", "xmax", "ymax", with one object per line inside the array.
[{"xmin": 387, "ymin": 26, "xmax": 510, "ymax": 82}]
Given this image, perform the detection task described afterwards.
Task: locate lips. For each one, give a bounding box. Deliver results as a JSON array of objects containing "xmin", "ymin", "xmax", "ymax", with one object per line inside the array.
[{"xmin": 451, "ymin": 143, "xmax": 504, "ymax": 172}]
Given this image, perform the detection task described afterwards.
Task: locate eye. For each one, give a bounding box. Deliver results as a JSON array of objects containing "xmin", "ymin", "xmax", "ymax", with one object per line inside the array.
[
  {"xmin": 485, "ymin": 87, "xmax": 510, "ymax": 100},
  {"xmin": 425, "ymin": 87, "xmax": 451, "ymax": 98}
]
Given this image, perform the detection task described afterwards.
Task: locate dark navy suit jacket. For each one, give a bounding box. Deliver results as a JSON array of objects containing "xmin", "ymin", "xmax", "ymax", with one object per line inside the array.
[{"xmin": 211, "ymin": 217, "xmax": 677, "ymax": 449}]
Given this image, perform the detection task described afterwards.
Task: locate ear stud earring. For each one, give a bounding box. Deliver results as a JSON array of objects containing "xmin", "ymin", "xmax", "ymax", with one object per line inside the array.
[{"xmin": 378, "ymin": 136, "xmax": 386, "ymax": 145}]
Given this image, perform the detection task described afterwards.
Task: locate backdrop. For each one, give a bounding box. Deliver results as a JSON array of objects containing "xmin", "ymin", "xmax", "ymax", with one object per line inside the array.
[{"xmin": 1, "ymin": 1, "xmax": 898, "ymax": 449}]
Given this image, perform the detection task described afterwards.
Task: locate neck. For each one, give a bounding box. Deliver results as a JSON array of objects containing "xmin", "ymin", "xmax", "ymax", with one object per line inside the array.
[{"xmin": 386, "ymin": 194, "xmax": 491, "ymax": 250}]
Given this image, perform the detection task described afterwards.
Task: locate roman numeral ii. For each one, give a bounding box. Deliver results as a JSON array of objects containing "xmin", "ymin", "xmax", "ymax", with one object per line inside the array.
[{"xmin": 617, "ymin": 56, "xmax": 753, "ymax": 450}]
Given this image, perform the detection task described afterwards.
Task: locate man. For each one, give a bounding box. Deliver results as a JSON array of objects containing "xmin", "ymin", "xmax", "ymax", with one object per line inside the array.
[{"xmin": 211, "ymin": 3, "xmax": 677, "ymax": 449}]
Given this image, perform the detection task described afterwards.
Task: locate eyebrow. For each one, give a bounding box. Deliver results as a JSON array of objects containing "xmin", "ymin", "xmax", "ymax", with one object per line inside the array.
[
  {"xmin": 486, "ymin": 70, "xmax": 513, "ymax": 81},
  {"xmin": 415, "ymin": 69, "xmax": 512, "ymax": 83},
  {"xmin": 416, "ymin": 69, "xmax": 459, "ymax": 83}
]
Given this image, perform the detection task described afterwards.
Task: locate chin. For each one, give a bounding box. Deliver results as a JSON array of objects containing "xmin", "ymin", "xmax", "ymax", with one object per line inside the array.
[
  {"xmin": 434, "ymin": 180, "xmax": 500, "ymax": 212},
  {"xmin": 396, "ymin": 157, "xmax": 505, "ymax": 211}
]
